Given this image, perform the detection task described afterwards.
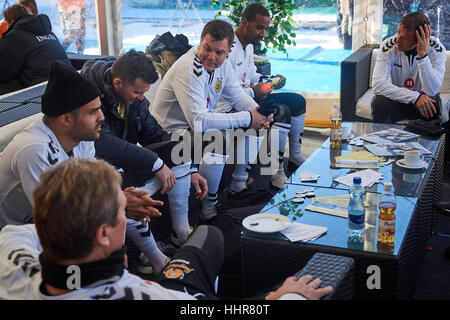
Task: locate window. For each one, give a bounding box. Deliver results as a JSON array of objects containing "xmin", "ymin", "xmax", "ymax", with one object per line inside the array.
[
  {"xmin": 121, "ymin": 0, "xmax": 352, "ymax": 93},
  {"xmin": 382, "ymin": 0, "xmax": 449, "ymax": 50},
  {"xmin": 0, "ymin": 0, "xmax": 100, "ymax": 54}
]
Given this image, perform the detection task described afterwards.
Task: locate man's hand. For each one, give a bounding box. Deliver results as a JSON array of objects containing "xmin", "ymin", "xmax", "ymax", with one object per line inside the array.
[
  {"xmin": 191, "ymin": 172, "xmax": 208, "ymax": 200},
  {"xmin": 272, "ymin": 74, "xmax": 286, "ymax": 90},
  {"xmin": 265, "ymin": 275, "xmax": 334, "ymax": 300},
  {"xmin": 123, "ymin": 187, "xmax": 164, "ymax": 226},
  {"xmin": 250, "ymin": 106, "xmax": 273, "ymax": 129},
  {"xmin": 154, "ymin": 164, "xmax": 176, "ymax": 194},
  {"xmin": 252, "ymin": 83, "xmax": 271, "ymax": 100},
  {"xmin": 415, "ymin": 94, "xmax": 437, "ymax": 118},
  {"xmin": 416, "ymin": 24, "xmax": 431, "ymax": 59},
  {"xmin": 123, "ymin": 253, "xmax": 129, "ymax": 269}
]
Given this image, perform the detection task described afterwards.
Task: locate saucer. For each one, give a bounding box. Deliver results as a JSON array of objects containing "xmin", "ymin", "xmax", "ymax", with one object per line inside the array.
[
  {"xmin": 342, "ymin": 134, "xmax": 354, "ymax": 141},
  {"xmin": 396, "ymin": 159, "xmax": 427, "ymax": 169}
]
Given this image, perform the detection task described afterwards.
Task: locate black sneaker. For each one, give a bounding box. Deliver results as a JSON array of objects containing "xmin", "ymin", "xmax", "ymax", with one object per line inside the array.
[
  {"xmin": 157, "ymin": 241, "xmax": 178, "ymax": 257},
  {"xmin": 226, "ymin": 188, "xmax": 273, "ymax": 208}
]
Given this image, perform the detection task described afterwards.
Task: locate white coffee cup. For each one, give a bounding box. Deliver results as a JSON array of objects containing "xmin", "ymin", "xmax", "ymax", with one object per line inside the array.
[{"xmin": 403, "ymin": 151, "xmax": 423, "ymax": 167}]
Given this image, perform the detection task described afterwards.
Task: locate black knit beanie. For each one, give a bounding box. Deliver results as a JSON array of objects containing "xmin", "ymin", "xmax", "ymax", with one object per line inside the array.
[{"xmin": 42, "ymin": 61, "xmax": 100, "ymax": 116}]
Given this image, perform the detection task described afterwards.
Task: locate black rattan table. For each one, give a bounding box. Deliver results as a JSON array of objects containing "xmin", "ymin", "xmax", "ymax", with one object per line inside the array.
[{"xmin": 241, "ymin": 122, "xmax": 445, "ymax": 299}]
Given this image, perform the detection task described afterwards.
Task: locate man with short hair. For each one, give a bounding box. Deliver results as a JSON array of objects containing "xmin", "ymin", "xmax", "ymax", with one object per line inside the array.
[
  {"xmin": 0, "ymin": 158, "xmax": 333, "ymax": 300},
  {"xmin": 216, "ymin": 3, "xmax": 307, "ymax": 189},
  {"xmin": 0, "ymin": 61, "xmax": 170, "ymax": 275},
  {"xmin": 82, "ymin": 51, "xmax": 208, "ymax": 256},
  {"xmin": 371, "ymin": 11, "xmax": 447, "ymax": 124},
  {"xmin": 152, "ymin": 19, "xmax": 273, "ymax": 220}
]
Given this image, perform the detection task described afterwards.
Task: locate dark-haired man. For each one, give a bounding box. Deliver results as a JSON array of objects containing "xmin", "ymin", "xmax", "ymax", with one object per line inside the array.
[
  {"xmin": 371, "ymin": 11, "xmax": 447, "ymax": 124},
  {"xmin": 82, "ymin": 50, "xmax": 208, "ymax": 274},
  {"xmin": 215, "ymin": 3, "xmax": 307, "ymax": 189},
  {"xmin": 152, "ymin": 20, "xmax": 273, "ymax": 220}
]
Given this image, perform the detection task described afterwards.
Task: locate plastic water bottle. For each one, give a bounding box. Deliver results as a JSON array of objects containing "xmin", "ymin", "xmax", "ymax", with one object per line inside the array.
[
  {"xmin": 330, "ymin": 103, "xmax": 343, "ymax": 148},
  {"xmin": 377, "ymin": 182, "xmax": 396, "ymax": 245},
  {"xmin": 348, "ymin": 176, "xmax": 365, "ymax": 239}
]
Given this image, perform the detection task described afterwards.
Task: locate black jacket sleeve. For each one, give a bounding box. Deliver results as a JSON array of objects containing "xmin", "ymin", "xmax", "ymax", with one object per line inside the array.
[
  {"xmin": 133, "ymin": 103, "xmax": 170, "ymax": 147},
  {"xmin": 95, "ymin": 122, "xmax": 161, "ymax": 172},
  {"xmin": 0, "ymin": 33, "xmax": 26, "ymax": 83}
]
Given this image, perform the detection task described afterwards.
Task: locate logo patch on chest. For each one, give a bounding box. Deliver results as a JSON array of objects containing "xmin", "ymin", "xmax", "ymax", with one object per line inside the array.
[
  {"xmin": 404, "ymin": 78, "xmax": 414, "ymax": 89},
  {"xmin": 214, "ymin": 79, "xmax": 222, "ymax": 93}
]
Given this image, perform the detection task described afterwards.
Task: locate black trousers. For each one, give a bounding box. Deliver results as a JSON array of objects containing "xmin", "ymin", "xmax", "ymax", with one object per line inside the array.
[
  {"xmin": 156, "ymin": 225, "xmax": 224, "ymax": 300},
  {"xmin": 122, "ymin": 140, "xmax": 183, "ymax": 188},
  {"xmin": 371, "ymin": 94, "xmax": 442, "ymax": 124},
  {"xmin": 256, "ymin": 91, "xmax": 306, "ymax": 117}
]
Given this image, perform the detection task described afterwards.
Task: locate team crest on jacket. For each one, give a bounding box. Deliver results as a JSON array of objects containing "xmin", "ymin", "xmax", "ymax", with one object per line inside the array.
[
  {"xmin": 214, "ymin": 79, "xmax": 222, "ymax": 93},
  {"xmin": 162, "ymin": 259, "xmax": 194, "ymax": 280},
  {"xmin": 404, "ymin": 78, "xmax": 414, "ymax": 88}
]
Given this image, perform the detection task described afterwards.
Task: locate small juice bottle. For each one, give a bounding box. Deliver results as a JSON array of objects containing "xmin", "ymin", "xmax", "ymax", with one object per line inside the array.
[{"xmin": 377, "ymin": 182, "xmax": 396, "ymax": 245}]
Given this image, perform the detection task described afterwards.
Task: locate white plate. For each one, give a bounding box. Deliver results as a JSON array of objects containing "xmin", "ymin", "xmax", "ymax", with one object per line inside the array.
[
  {"xmin": 396, "ymin": 159, "xmax": 427, "ymax": 169},
  {"xmin": 242, "ymin": 213, "xmax": 291, "ymax": 233}
]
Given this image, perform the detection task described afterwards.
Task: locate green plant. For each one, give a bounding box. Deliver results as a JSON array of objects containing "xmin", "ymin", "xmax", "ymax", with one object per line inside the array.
[
  {"xmin": 211, "ymin": 0, "xmax": 299, "ymax": 55},
  {"xmin": 267, "ymin": 186, "xmax": 303, "ymax": 218}
]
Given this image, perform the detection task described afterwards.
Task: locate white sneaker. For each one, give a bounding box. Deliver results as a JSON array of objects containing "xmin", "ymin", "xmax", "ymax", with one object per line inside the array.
[
  {"xmin": 271, "ymin": 169, "xmax": 288, "ymax": 189},
  {"xmin": 171, "ymin": 226, "xmax": 194, "ymax": 248},
  {"xmin": 137, "ymin": 253, "xmax": 170, "ymax": 275}
]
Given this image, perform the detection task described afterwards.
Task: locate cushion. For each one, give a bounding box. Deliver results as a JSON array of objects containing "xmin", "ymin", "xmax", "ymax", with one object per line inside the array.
[
  {"xmin": 441, "ymin": 51, "xmax": 450, "ymax": 93},
  {"xmin": 355, "ymin": 89, "xmax": 374, "ymax": 119},
  {"xmin": 441, "ymin": 93, "xmax": 450, "ymax": 123},
  {"xmin": 0, "ymin": 113, "xmax": 42, "ymax": 152},
  {"xmin": 368, "ymin": 49, "xmax": 379, "ymax": 88}
]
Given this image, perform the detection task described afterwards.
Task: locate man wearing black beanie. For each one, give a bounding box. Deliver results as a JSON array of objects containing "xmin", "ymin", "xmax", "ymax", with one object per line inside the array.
[
  {"xmin": 82, "ymin": 51, "xmax": 209, "ymax": 275},
  {"xmin": 0, "ymin": 61, "xmax": 162, "ymax": 234}
]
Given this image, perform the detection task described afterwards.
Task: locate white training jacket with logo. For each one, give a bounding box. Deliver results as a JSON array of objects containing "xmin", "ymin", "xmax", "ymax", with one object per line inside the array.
[
  {"xmin": 216, "ymin": 35, "xmax": 262, "ymax": 113},
  {"xmin": 151, "ymin": 46, "xmax": 258, "ymax": 132},
  {"xmin": 372, "ymin": 35, "xmax": 446, "ymax": 104},
  {"xmin": 0, "ymin": 118, "xmax": 95, "ymax": 229},
  {"xmin": 0, "ymin": 224, "xmax": 196, "ymax": 300}
]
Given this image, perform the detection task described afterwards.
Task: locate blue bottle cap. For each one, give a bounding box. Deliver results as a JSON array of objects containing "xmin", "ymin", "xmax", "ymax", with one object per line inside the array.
[{"xmin": 353, "ymin": 176, "xmax": 361, "ymax": 184}]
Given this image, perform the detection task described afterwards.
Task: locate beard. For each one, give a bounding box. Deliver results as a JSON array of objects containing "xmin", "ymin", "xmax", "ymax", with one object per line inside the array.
[{"xmin": 71, "ymin": 123, "xmax": 102, "ymax": 142}]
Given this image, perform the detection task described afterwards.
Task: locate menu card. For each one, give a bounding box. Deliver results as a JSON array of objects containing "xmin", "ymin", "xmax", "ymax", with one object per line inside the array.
[
  {"xmin": 281, "ymin": 222, "xmax": 327, "ymax": 242},
  {"xmin": 360, "ymin": 128, "xmax": 419, "ymax": 144},
  {"xmin": 334, "ymin": 169, "xmax": 383, "ymax": 187}
]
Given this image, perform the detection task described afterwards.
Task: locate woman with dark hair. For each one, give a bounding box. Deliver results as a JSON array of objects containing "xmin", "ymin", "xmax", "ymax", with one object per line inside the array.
[
  {"xmin": 0, "ymin": 4, "xmax": 28, "ymax": 38},
  {"xmin": 0, "ymin": 4, "xmax": 70, "ymax": 95},
  {"xmin": 17, "ymin": 0, "xmax": 38, "ymax": 16}
]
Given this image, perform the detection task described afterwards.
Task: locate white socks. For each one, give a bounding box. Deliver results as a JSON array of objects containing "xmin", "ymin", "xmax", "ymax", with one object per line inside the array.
[
  {"xmin": 139, "ymin": 163, "xmax": 192, "ymax": 241},
  {"xmin": 126, "ymin": 219, "xmax": 168, "ymax": 274},
  {"xmin": 271, "ymin": 123, "xmax": 290, "ymax": 188},
  {"xmin": 230, "ymin": 134, "xmax": 263, "ymax": 193},
  {"xmin": 288, "ymin": 113, "xmax": 306, "ymax": 166},
  {"xmin": 199, "ymin": 152, "xmax": 228, "ymax": 219},
  {"xmin": 167, "ymin": 163, "xmax": 191, "ymax": 240}
]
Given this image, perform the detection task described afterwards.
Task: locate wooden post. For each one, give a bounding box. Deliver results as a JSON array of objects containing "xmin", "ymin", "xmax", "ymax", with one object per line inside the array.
[{"xmin": 95, "ymin": 0, "xmax": 123, "ymax": 56}]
